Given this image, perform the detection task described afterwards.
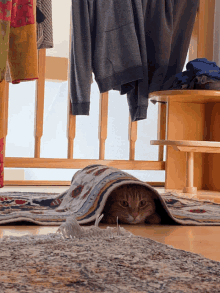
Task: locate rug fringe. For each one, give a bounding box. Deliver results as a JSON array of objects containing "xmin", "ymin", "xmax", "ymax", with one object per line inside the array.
[{"xmin": 56, "ymin": 214, "xmax": 132, "ymax": 239}]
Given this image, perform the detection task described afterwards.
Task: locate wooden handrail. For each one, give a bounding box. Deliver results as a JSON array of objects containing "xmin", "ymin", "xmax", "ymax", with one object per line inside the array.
[{"xmin": 3, "ymin": 180, "xmax": 165, "ymax": 187}]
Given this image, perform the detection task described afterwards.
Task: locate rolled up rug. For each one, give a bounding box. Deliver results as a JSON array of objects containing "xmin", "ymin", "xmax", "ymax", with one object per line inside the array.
[{"xmin": 1, "ymin": 164, "xmax": 220, "ymax": 225}]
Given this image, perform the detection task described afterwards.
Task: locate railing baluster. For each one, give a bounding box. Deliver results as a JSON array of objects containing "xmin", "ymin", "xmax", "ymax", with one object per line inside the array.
[
  {"xmin": 3, "ymin": 81, "xmax": 9, "ymax": 158},
  {"xmin": 0, "ymin": 80, "xmax": 7, "ymax": 185},
  {"xmin": 67, "ymin": 10, "xmax": 76, "ymax": 159},
  {"xmin": 129, "ymin": 115, "xmax": 137, "ymax": 161},
  {"xmin": 34, "ymin": 49, "xmax": 46, "ymax": 158},
  {"xmin": 67, "ymin": 100, "xmax": 76, "ymax": 159},
  {"xmin": 157, "ymin": 103, "xmax": 166, "ymax": 161},
  {"xmin": 99, "ymin": 92, "xmax": 109, "ymax": 160}
]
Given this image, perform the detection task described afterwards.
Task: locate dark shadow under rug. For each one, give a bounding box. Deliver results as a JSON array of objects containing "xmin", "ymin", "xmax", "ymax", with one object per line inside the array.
[{"xmin": 0, "ymin": 164, "xmax": 220, "ymax": 226}]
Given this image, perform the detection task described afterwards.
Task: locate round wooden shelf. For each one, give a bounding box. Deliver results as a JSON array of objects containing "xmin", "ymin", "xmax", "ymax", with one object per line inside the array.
[
  {"xmin": 151, "ymin": 140, "xmax": 220, "ymax": 154},
  {"xmin": 149, "ymin": 90, "xmax": 220, "ymax": 104}
]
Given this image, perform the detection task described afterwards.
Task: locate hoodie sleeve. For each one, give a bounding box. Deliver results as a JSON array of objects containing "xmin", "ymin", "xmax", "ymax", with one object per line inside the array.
[{"xmin": 70, "ymin": 0, "xmax": 92, "ymax": 115}]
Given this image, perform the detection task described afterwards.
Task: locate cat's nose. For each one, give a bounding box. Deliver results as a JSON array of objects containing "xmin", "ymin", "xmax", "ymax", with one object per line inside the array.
[{"xmin": 132, "ymin": 212, "xmax": 138, "ymax": 219}]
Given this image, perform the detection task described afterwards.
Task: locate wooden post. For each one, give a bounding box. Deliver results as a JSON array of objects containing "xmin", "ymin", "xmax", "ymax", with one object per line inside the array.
[
  {"xmin": 183, "ymin": 151, "xmax": 197, "ymax": 194},
  {"xmin": 157, "ymin": 103, "xmax": 166, "ymax": 161},
  {"xmin": 99, "ymin": 92, "xmax": 108, "ymax": 160},
  {"xmin": 197, "ymin": 0, "xmax": 215, "ymax": 59},
  {"xmin": 128, "ymin": 116, "xmax": 137, "ymax": 161},
  {"xmin": 67, "ymin": 11, "xmax": 76, "ymax": 159},
  {"xmin": 67, "ymin": 100, "xmax": 76, "ymax": 159},
  {"xmin": 34, "ymin": 49, "xmax": 46, "ymax": 158}
]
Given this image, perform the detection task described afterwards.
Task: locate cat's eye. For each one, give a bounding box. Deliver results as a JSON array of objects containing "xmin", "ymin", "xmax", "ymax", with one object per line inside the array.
[
  {"xmin": 120, "ymin": 201, "xmax": 129, "ymax": 208},
  {"xmin": 139, "ymin": 200, "xmax": 147, "ymax": 208}
]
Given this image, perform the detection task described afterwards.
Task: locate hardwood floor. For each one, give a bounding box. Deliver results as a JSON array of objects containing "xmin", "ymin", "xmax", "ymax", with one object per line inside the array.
[{"xmin": 0, "ymin": 186, "xmax": 220, "ymax": 263}]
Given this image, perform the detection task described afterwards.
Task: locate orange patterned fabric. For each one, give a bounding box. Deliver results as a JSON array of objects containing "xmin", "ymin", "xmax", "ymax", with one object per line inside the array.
[
  {"xmin": 0, "ymin": 0, "xmax": 38, "ymax": 84},
  {"xmin": 0, "ymin": 0, "xmax": 39, "ymax": 187}
]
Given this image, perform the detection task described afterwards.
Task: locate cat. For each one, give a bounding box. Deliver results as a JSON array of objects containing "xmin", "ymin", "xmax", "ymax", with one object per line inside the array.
[{"xmin": 101, "ymin": 184, "xmax": 161, "ymax": 225}]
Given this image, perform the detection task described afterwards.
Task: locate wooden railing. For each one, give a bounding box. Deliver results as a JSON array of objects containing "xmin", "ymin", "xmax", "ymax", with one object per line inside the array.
[
  {"xmin": 1, "ymin": 0, "xmax": 214, "ymax": 186},
  {"xmin": 2, "ymin": 46, "xmax": 166, "ymax": 186}
]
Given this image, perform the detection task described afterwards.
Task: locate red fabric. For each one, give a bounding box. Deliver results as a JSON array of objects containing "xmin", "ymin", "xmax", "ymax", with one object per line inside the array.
[
  {"xmin": 11, "ymin": 0, "xmax": 35, "ymax": 28},
  {"xmin": 12, "ymin": 77, "xmax": 39, "ymax": 84},
  {"xmin": 0, "ymin": 1, "xmax": 12, "ymax": 22},
  {"xmin": 0, "ymin": 0, "xmax": 35, "ymax": 27},
  {"xmin": 0, "ymin": 0, "xmax": 38, "ymax": 84},
  {"xmin": 0, "ymin": 138, "xmax": 4, "ymax": 188}
]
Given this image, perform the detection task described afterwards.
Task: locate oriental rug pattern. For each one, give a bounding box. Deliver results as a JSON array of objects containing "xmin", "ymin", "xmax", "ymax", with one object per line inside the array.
[
  {"xmin": 0, "ymin": 232, "xmax": 219, "ymax": 292},
  {"xmin": 0, "ymin": 164, "xmax": 220, "ymax": 226}
]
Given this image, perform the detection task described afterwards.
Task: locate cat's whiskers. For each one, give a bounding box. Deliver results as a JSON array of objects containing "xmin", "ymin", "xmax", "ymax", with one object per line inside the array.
[{"xmin": 102, "ymin": 184, "xmax": 161, "ymax": 225}]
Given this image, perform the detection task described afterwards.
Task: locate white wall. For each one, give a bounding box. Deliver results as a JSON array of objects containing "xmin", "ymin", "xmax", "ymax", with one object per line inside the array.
[
  {"xmin": 4, "ymin": 2, "xmax": 190, "ymax": 183},
  {"xmin": 46, "ymin": 0, "xmax": 72, "ymax": 58}
]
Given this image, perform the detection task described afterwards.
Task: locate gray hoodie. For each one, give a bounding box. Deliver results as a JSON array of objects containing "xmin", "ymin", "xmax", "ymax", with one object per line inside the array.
[{"xmin": 70, "ymin": 0, "xmax": 199, "ymax": 121}]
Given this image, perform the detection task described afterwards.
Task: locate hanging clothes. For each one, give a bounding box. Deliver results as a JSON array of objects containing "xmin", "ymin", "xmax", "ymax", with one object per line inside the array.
[
  {"xmin": 36, "ymin": 0, "xmax": 53, "ymax": 50},
  {"xmin": 124, "ymin": 0, "xmax": 200, "ymax": 121},
  {"xmin": 5, "ymin": 0, "xmax": 54, "ymax": 83},
  {"xmin": 165, "ymin": 58, "xmax": 220, "ymax": 90},
  {"xmin": 0, "ymin": 0, "xmax": 39, "ymax": 188},
  {"xmin": 0, "ymin": 0, "xmax": 39, "ymax": 85},
  {"xmin": 70, "ymin": 0, "xmax": 144, "ymax": 116},
  {"xmin": 70, "ymin": 0, "xmax": 199, "ymax": 121},
  {"xmin": 36, "ymin": 6, "xmax": 46, "ymax": 24},
  {"xmin": 115, "ymin": 0, "xmax": 200, "ymax": 120}
]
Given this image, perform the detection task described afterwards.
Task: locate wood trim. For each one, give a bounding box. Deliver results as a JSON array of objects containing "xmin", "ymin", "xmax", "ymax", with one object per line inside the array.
[
  {"xmin": 151, "ymin": 140, "xmax": 220, "ymax": 147},
  {"xmin": 45, "ymin": 56, "xmax": 69, "ymax": 82},
  {"xmin": 3, "ymin": 180, "xmax": 165, "ymax": 187},
  {"xmin": 173, "ymin": 146, "xmax": 220, "ymax": 153},
  {"xmin": 197, "ymin": 0, "xmax": 215, "ymax": 59},
  {"xmin": 4, "ymin": 157, "xmax": 165, "ymax": 170},
  {"xmin": 4, "ymin": 180, "xmax": 71, "ymax": 186},
  {"xmin": 196, "ymin": 0, "xmax": 220, "ymax": 191},
  {"xmin": 149, "ymin": 90, "xmax": 220, "ymax": 104}
]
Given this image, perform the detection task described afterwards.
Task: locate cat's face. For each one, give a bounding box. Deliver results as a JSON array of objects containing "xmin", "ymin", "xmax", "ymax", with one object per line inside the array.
[{"xmin": 107, "ymin": 185, "xmax": 156, "ymax": 224}]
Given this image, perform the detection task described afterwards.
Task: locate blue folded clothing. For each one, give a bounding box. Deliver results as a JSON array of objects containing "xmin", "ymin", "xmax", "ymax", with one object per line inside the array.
[{"xmin": 169, "ymin": 58, "xmax": 220, "ymax": 90}]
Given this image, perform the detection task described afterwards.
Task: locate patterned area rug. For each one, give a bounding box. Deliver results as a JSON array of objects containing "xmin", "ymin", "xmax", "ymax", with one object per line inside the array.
[
  {"xmin": 0, "ymin": 230, "xmax": 220, "ymax": 292},
  {"xmin": 1, "ymin": 164, "xmax": 220, "ymax": 225}
]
